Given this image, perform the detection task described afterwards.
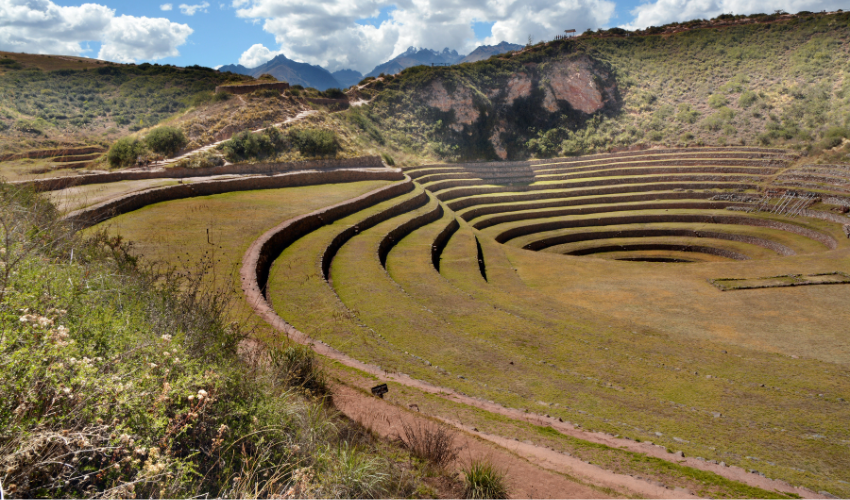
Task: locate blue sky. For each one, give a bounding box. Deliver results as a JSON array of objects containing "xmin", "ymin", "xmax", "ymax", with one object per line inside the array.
[{"xmin": 1, "ymin": 0, "xmax": 843, "ymax": 73}]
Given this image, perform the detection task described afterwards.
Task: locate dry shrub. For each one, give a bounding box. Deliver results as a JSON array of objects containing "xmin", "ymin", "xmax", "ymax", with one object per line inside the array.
[{"xmin": 398, "ymin": 420, "xmax": 458, "ymax": 469}]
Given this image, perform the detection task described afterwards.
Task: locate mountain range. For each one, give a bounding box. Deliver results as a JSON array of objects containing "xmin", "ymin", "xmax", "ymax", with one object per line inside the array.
[{"xmin": 218, "ymin": 42, "xmax": 522, "ymax": 91}]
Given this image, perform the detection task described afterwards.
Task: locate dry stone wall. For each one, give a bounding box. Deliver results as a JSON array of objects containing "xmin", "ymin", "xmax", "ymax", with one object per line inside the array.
[{"xmin": 321, "ymin": 190, "xmax": 427, "ymax": 280}]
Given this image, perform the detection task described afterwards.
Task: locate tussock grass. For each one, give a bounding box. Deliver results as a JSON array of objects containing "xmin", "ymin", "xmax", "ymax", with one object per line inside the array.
[{"xmin": 462, "ymin": 459, "xmax": 508, "ymax": 499}]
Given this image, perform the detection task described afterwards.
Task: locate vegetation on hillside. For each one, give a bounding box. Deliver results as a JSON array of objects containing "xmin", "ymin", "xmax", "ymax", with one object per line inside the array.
[
  {"xmin": 0, "ymin": 62, "xmax": 250, "ymax": 153},
  {"xmin": 0, "ymin": 184, "xmax": 429, "ymax": 498},
  {"xmin": 349, "ymin": 11, "xmax": 850, "ymax": 161}
]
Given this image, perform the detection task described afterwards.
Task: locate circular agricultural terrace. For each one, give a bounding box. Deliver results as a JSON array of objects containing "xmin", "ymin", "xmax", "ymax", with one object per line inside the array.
[{"xmin": 69, "ymin": 146, "xmax": 850, "ymax": 494}]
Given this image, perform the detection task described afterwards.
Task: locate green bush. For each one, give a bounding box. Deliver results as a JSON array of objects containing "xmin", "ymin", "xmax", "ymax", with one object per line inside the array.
[
  {"xmin": 739, "ymin": 90, "xmax": 758, "ymax": 108},
  {"xmin": 821, "ymin": 127, "xmax": 849, "ymax": 149},
  {"xmin": 381, "ymin": 152, "xmax": 395, "ymax": 166},
  {"xmin": 676, "ymin": 104, "xmax": 700, "ymax": 124},
  {"xmin": 462, "ymin": 460, "xmax": 508, "ymax": 499},
  {"xmin": 145, "ymin": 126, "xmax": 187, "ymax": 157},
  {"xmin": 289, "ymin": 128, "xmax": 339, "ymax": 157},
  {"xmin": 107, "ymin": 136, "xmax": 146, "ymax": 167},
  {"xmin": 708, "ymin": 94, "xmax": 729, "ymax": 108},
  {"xmin": 220, "ymin": 127, "xmax": 287, "ymax": 161},
  {"xmin": 322, "ymin": 88, "xmax": 346, "ymax": 99}
]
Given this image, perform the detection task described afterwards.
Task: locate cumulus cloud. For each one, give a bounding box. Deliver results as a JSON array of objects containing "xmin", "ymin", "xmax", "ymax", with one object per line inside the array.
[
  {"xmin": 160, "ymin": 3, "xmax": 173, "ymax": 11},
  {"xmin": 238, "ymin": 42, "xmax": 278, "ymax": 67},
  {"xmin": 624, "ymin": 0, "xmax": 846, "ymax": 29},
  {"xmin": 232, "ymin": 0, "xmax": 615, "ymax": 73},
  {"xmin": 179, "ymin": 1, "xmax": 209, "ymax": 15},
  {"xmin": 0, "ymin": 0, "xmax": 192, "ymax": 62}
]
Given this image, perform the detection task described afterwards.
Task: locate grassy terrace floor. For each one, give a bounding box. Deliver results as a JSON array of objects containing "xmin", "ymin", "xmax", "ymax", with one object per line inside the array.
[{"xmin": 84, "ymin": 148, "xmax": 850, "ymax": 497}]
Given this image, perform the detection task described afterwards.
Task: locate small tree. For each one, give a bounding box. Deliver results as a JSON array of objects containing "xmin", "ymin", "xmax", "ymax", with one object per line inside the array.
[
  {"xmin": 107, "ymin": 137, "xmax": 146, "ymax": 167},
  {"xmin": 145, "ymin": 126, "xmax": 187, "ymax": 157}
]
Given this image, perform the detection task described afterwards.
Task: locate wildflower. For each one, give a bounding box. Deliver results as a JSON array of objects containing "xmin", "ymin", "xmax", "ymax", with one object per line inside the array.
[
  {"xmin": 197, "ymin": 389, "xmax": 208, "ymax": 397},
  {"xmin": 149, "ymin": 363, "xmax": 158, "ymax": 369},
  {"xmin": 161, "ymin": 334, "xmax": 172, "ymax": 342},
  {"xmin": 163, "ymin": 351, "xmax": 170, "ymax": 357},
  {"xmin": 188, "ymin": 395, "xmax": 194, "ymax": 401},
  {"xmin": 62, "ymin": 387, "xmax": 71, "ymax": 394}
]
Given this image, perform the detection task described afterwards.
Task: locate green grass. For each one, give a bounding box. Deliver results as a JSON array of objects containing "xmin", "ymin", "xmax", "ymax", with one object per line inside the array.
[{"xmin": 0, "ymin": 182, "xmax": 425, "ymax": 498}]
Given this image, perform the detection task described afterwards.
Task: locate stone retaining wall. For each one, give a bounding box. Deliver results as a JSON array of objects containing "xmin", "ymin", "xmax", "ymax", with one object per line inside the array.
[
  {"xmin": 65, "ymin": 168, "xmax": 404, "ymax": 230},
  {"xmin": 472, "ymin": 201, "xmax": 750, "ymax": 230},
  {"xmin": 22, "ymin": 156, "xmax": 385, "ymax": 192},
  {"xmin": 215, "ymin": 82, "xmax": 289, "ymax": 94},
  {"xmin": 495, "ymin": 213, "xmax": 837, "ymax": 249},
  {"xmin": 526, "ymin": 228, "xmax": 794, "ymax": 256},
  {"xmin": 537, "ymin": 165, "xmax": 779, "ymax": 179},
  {"xmin": 321, "ymin": 190, "xmax": 427, "ymax": 280},
  {"xmin": 460, "ymin": 191, "xmax": 720, "ymax": 221},
  {"xmin": 247, "ymin": 177, "xmax": 414, "ymax": 293},
  {"xmin": 432, "ymin": 218, "xmax": 460, "ymax": 272},
  {"xmin": 566, "ymin": 243, "xmax": 750, "ymax": 260},
  {"xmin": 378, "ymin": 199, "xmax": 444, "ymax": 267},
  {"xmin": 440, "ymin": 181, "xmax": 756, "ymax": 204}
]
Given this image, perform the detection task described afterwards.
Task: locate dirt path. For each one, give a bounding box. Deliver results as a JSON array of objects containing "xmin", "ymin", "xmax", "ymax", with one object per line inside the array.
[
  {"xmin": 150, "ymin": 109, "xmax": 319, "ymax": 167},
  {"xmin": 239, "ymin": 188, "xmax": 829, "ymax": 499},
  {"xmin": 332, "ymin": 383, "xmax": 613, "ymax": 499}
]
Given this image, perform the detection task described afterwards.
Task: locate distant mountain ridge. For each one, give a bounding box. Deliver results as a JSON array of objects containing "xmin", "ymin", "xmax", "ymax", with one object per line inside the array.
[
  {"xmin": 219, "ymin": 55, "xmax": 341, "ymax": 91},
  {"xmin": 332, "ymin": 69, "xmax": 363, "ymax": 88},
  {"xmin": 459, "ymin": 41, "xmax": 523, "ymax": 64},
  {"xmin": 366, "ymin": 47, "xmax": 464, "ymax": 78},
  {"xmin": 218, "ymin": 42, "xmax": 521, "ymax": 90}
]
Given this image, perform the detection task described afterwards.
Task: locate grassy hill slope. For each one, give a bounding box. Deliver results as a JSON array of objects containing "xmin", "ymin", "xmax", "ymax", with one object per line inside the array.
[{"xmin": 351, "ymin": 11, "xmax": 850, "ymax": 162}]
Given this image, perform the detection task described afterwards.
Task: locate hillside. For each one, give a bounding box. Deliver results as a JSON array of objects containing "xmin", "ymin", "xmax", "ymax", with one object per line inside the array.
[
  {"xmin": 0, "ymin": 58, "xmax": 251, "ymax": 156},
  {"xmin": 352, "ymin": 11, "xmax": 850, "ymax": 162}
]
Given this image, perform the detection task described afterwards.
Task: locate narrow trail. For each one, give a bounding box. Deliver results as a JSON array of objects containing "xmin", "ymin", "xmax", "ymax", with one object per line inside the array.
[
  {"xmin": 150, "ymin": 109, "xmax": 319, "ymax": 167},
  {"xmin": 239, "ymin": 184, "xmax": 828, "ymax": 499}
]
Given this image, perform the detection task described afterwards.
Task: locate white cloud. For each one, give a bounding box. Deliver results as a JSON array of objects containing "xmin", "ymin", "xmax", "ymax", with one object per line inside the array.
[
  {"xmin": 623, "ymin": 0, "xmax": 846, "ymax": 29},
  {"xmin": 160, "ymin": 3, "xmax": 173, "ymax": 11},
  {"xmin": 0, "ymin": 0, "xmax": 192, "ymax": 63},
  {"xmin": 232, "ymin": 0, "xmax": 615, "ymax": 74},
  {"xmin": 179, "ymin": 1, "xmax": 209, "ymax": 15},
  {"xmin": 238, "ymin": 42, "xmax": 278, "ymax": 67}
]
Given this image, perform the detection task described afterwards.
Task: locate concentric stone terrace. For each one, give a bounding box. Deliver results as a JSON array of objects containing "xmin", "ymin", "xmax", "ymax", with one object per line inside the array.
[{"xmin": 408, "ymin": 147, "xmax": 840, "ymax": 264}]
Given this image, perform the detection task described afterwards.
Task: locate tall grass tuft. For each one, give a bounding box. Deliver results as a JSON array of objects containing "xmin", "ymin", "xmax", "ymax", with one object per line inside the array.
[
  {"xmin": 463, "ymin": 459, "xmax": 509, "ymax": 499},
  {"xmin": 398, "ymin": 420, "xmax": 457, "ymax": 469}
]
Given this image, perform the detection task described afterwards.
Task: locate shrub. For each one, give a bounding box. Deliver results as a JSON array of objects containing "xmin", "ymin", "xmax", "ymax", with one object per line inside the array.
[
  {"xmin": 739, "ymin": 90, "xmax": 758, "ymax": 108},
  {"xmin": 676, "ymin": 104, "xmax": 700, "ymax": 124},
  {"xmin": 462, "ymin": 460, "xmax": 508, "ymax": 499},
  {"xmin": 381, "ymin": 152, "xmax": 395, "ymax": 166},
  {"xmin": 821, "ymin": 127, "xmax": 849, "ymax": 149},
  {"xmin": 145, "ymin": 126, "xmax": 187, "ymax": 156},
  {"xmin": 258, "ymin": 73, "xmax": 277, "ymax": 81},
  {"xmin": 172, "ymin": 149, "xmax": 225, "ymax": 169},
  {"xmin": 289, "ymin": 128, "xmax": 339, "ymax": 157},
  {"xmin": 708, "ymin": 93, "xmax": 728, "ymax": 108},
  {"xmin": 220, "ymin": 127, "xmax": 286, "ymax": 161},
  {"xmin": 107, "ymin": 136, "xmax": 146, "ymax": 167},
  {"xmin": 269, "ymin": 344, "xmax": 328, "ymax": 396},
  {"xmin": 398, "ymin": 421, "xmax": 457, "ymax": 469},
  {"xmin": 322, "ymin": 88, "xmax": 346, "ymax": 99}
]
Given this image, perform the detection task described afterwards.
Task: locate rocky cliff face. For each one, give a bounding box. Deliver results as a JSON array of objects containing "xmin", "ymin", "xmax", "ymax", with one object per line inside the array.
[{"xmin": 416, "ymin": 54, "xmax": 618, "ymax": 159}]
